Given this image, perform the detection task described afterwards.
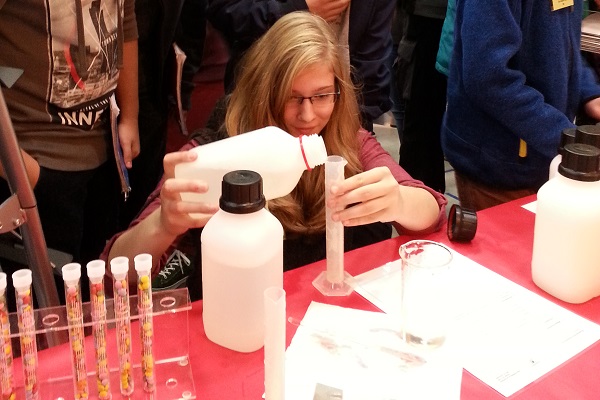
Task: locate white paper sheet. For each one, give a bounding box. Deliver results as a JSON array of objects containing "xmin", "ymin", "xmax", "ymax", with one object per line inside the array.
[
  {"xmin": 264, "ymin": 287, "xmax": 286, "ymax": 400},
  {"xmin": 285, "ymin": 302, "xmax": 462, "ymax": 400},
  {"xmin": 521, "ymin": 200, "xmax": 537, "ymax": 213},
  {"xmin": 353, "ymin": 250, "xmax": 600, "ymax": 397}
]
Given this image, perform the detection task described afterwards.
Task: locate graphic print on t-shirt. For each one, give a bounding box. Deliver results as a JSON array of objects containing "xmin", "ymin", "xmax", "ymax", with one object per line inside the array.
[{"xmin": 48, "ymin": 0, "xmax": 122, "ymax": 129}]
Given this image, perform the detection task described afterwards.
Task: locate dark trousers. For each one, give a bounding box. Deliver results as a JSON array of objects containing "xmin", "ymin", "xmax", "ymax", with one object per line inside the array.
[
  {"xmin": 399, "ymin": 14, "xmax": 447, "ymax": 193},
  {"xmin": 0, "ymin": 161, "xmax": 119, "ymax": 304},
  {"xmin": 454, "ymin": 171, "xmax": 537, "ymax": 211},
  {"xmin": 0, "ymin": 162, "xmax": 119, "ymax": 264},
  {"xmin": 40, "ymin": 164, "xmax": 119, "ymax": 265}
]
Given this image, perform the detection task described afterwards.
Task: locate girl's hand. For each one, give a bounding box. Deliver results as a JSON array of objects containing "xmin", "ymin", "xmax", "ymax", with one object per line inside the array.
[
  {"xmin": 328, "ymin": 166, "xmax": 440, "ymax": 232},
  {"xmin": 328, "ymin": 166, "xmax": 401, "ymax": 226},
  {"xmin": 159, "ymin": 151, "xmax": 218, "ymax": 236}
]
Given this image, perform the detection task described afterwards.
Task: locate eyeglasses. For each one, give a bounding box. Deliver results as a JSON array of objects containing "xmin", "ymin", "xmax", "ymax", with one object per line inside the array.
[{"xmin": 287, "ymin": 92, "xmax": 340, "ymax": 107}]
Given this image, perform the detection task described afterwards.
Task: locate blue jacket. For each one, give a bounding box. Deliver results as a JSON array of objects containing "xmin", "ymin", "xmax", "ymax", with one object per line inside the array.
[{"xmin": 442, "ymin": 0, "xmax": 600, "ymax": 189}]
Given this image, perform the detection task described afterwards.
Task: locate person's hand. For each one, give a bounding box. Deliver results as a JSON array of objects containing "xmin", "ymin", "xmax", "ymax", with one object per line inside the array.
[
  {"xmin": 159, "ymin": 150, "xmax": 218, "ymax": 237},
  {"xmin": 306, "ymin": 0, "xmax": 350, "ymax": 22},
  {"xmin": 584, "ymin": 97, "xmax": 600, "ymax": 122},
  {"xmin": 327, "ymin": 166, "xmax": 402, "ymax": 226},
  {"xmin": 117, "ymin": 117, "xmax": 140, "ymax": 168}
]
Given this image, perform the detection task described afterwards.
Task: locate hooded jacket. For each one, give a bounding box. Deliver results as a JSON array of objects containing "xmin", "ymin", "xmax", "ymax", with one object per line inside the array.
[{"xmin": 442, "ymin": 0, "xmax": 600, "ymax": 189}]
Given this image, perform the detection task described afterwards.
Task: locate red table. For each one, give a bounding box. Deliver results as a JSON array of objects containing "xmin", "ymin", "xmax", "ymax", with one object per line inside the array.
[{"xmin": 189, "ymin": 195, "xmax": 600, "ymax": 399}]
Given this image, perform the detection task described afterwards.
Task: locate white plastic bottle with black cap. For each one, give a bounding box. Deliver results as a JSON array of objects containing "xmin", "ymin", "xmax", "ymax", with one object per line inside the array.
[
  {"xmin": 201, "ymin": 170, "xmax": 283, "ymax": 352},
  {"xmin": 532, "ymin": 143, "xmax": 600, "ymax": 303},
  {"xmin": 175, "ymin": 126, "xmax": 328, "ymax": 206}
]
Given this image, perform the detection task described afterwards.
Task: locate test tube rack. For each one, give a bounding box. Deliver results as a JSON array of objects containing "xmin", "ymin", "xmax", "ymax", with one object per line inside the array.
[{"xmin": 5, "ymin": 287, "xmax": 195, "ymax": 399}]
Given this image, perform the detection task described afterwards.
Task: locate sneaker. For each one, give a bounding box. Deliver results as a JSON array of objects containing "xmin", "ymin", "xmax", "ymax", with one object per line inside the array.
[{"xmin": 151, "ymin": 250, "xmax": 193, "ymax": 290}]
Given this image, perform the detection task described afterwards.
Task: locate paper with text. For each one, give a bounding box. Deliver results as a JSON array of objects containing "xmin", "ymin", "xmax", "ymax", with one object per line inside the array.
[
  {"xmin": 285, "ymin": 302, "xmax": 462, "ymax": 400},
  {"xmin": 353, "ymin": 250, "xmax": 600, "ymax": 397}
]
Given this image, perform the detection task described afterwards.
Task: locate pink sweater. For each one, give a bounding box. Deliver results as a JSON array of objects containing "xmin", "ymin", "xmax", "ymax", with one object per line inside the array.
[{"xmin": 101, "ymin": 129, "xmax": 447, "ymax": 277}]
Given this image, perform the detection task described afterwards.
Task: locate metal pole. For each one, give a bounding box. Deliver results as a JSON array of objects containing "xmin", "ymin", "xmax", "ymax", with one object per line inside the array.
[{"xmin": 0, "ymin": 87, "xmax": 60, "ymax": 308}]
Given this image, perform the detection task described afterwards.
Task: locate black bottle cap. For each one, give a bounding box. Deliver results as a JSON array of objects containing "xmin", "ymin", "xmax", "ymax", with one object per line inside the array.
[
  {"xmin": 575, "ymin": 125, "xmax": 600, "ymax": 150},
  {"xmin": 558, "ymin": 128, "xmax": 576, "ymax": 155},
  {"xmin": 558, "ymin": 143, "xmax": 600, "ymax": 182},
  {"xmin": 219, "ymin": 170, "xmax": 266, "ymax": 214},
  {"xmin": 447, "ymin": 204, "xmax": 477, "ymax": 242}
]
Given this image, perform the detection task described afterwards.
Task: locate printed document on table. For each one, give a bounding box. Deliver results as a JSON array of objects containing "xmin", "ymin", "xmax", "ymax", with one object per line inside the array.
[
  {"xmin": 353, "ymin": 250, "xmax": 600, "ymax": 397},
  {"xmin": 285, "ymin": 302, "xmax": 462, "ymax": 400}
]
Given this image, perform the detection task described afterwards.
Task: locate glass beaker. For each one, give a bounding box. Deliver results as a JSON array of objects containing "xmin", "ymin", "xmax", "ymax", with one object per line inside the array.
[{"xmin": 400, "ymin": 240, "xmax": 453, "ymax": 349}]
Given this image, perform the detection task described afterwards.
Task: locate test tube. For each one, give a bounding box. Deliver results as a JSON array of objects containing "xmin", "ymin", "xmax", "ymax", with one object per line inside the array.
[
  {"xmin": 264, "ymin": 287, "xmax": 286, "ymax": 400},
  {"xmin": 62, "ymin": 263, "xmax": 89, "ymax": 399},
  {"xmin": 86, "ymin": 260, "xmax": 112, "ymax": 400},
  {"xmin": 12, "ymin": 269, "xmax": 38, "ymax": 400},
  {"xmin": 134, "ymin": 254, "xmax": 155, "ymax": 392},
  {"xmin": 313, "ymin": 155, "xmax": 354, "ymax": 296},
  {"xmin": 325, "ymin": 155, "xmax": 347, "ymax": 284},
  {"xmin": 110, "ymin": 257, "xmax": 134, "ymax": 396},
  {"xmin": 0, "ymin": 273, "xmax": 15, "ymax": 400}
]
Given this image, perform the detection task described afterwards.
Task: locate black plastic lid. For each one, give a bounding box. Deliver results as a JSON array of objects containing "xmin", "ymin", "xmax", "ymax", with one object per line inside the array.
[
  {"xmin": 219, "ymin": 170, "xmax": 266, "ymax": 214},
  {"xmin": 558, "ymin": 143, "xmax": 600, "ymax": 182},
  {"xmin": 575, "ymin": 125, "xmax": 600, "ymax": 150},
  {"xmin": 447, "ymin": 204, "xmax": 477, "ymax": 242},
  {"xmin": 558, "ymin": 128, "xmax": 576, "ymax": 155}
]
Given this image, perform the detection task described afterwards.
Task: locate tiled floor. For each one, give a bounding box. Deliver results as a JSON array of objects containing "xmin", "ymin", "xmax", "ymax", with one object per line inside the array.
[{"xmin": 372, "ymin": 122, "xmax": 460, "ymax": 215}]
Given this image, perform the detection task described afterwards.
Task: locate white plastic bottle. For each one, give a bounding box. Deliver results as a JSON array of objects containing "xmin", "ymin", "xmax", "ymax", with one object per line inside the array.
[
  {"xmin": 175, "ymin": 126, "xmax": 327, "ymax": 205},
  {"xmin": 201, "ymin": 170, "xmax": 284, "ymax": 352},
  {"xmin": 532, "ymin": 143, "xmax": 600, "ymax": 303}
]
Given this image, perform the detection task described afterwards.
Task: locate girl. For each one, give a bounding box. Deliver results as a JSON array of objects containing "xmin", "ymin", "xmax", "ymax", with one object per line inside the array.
[{"xmin": 102, "ymin": 11, "xmax": 446, "ymax": 295}]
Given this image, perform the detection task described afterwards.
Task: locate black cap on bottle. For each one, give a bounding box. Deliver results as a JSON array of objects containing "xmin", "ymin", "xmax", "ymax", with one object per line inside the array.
[
  {"xmin": 558, "ymin": 143, "xmax": 600, "ymax": 182},
  {"xmin": 575, "ymin": 125, "xmax": 600, "ymax": 150},
  {"xmin": 219, "ymin": 170, "xmax": 266, "ymax": 214},
  {"xmin": 558, "ymin": 128, "xmax": 576, "ymax": 155}
]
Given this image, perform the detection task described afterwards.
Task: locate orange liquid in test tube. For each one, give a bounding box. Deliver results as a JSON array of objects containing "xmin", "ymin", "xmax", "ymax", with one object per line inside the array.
[
  {"xmin": 86, "ymin": 260, "xmax": 112, "ymax": 399},
  {"xmin": 110, "ymin": 257, "xmax": 134, "ymax": 396},
  {"xmin": 0, "ymin": 273, "xmax": 15, "ymax": 400},
  {"xmin": 134, "ymin": 254, "xmax": 155, "ymax": 393}
]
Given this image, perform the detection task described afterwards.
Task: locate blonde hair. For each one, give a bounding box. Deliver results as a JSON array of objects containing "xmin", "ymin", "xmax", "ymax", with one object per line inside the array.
[{"xmin": 225, "ymin": 11, "xmax": 363, "ymax": 234}]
